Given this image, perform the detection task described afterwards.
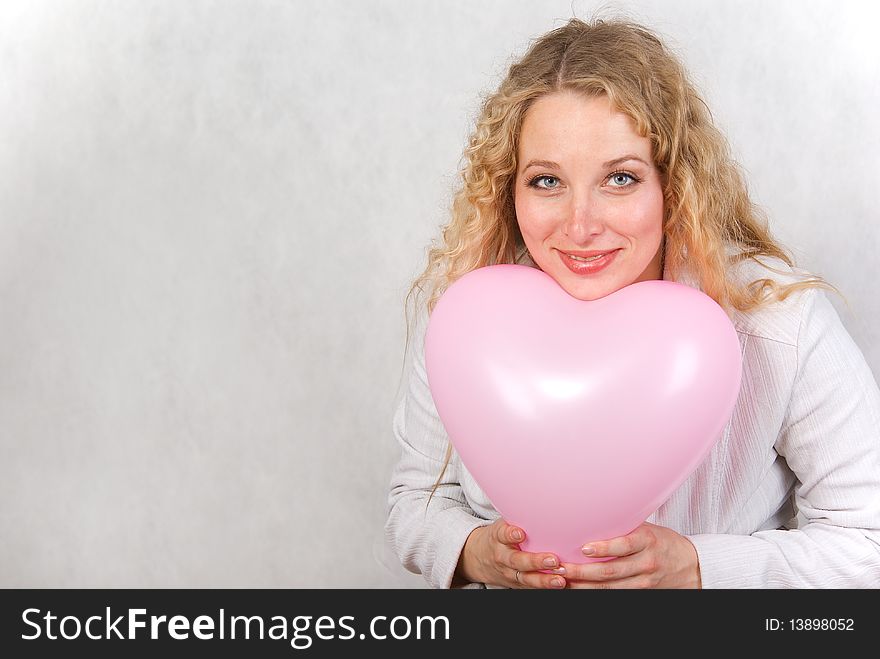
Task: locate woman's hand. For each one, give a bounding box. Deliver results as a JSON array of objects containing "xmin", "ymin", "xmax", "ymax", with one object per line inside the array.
[
  {"xmin": 562, "ymin": 522, "xmax": 701, "ymax": 589},
  {"xmin": 454, "ymin": 519, "xmax": 567, "ymax": 589}
]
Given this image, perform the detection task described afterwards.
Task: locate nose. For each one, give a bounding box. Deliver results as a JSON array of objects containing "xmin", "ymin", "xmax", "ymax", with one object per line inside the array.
[{"xmin": 562, "ymin": 191, "xmax": 605, "ymax": 243}]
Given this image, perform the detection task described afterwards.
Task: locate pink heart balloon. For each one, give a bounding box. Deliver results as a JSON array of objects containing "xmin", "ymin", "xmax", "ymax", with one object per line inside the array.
[{"xmin": 424, "ymin": 265, "xmax": 742, "ymax": 564}]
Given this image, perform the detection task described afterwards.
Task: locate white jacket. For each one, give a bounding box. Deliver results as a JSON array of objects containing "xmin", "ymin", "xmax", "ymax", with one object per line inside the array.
[{"xmin": 385, "ymin": 254, "xmax": 880, "ymax": 588}]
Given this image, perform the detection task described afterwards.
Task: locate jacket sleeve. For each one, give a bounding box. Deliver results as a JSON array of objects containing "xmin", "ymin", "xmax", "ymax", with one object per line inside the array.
[
  {"xmin": 689, "ymin": 289, "xmax": 880, "ymax": 587},
  {"xmin": 384, "ymin": 306, "xmax": 493, "ymax": 588}
]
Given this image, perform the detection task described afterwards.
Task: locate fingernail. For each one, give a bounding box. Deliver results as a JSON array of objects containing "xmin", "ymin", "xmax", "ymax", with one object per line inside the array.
[
  {"xmin": 542, "ymin": 556, "xmax": 558, "ymax": 568},
  {"xmin": 549, "ymin": 567, "xmax": 566, "ymax": 575},
  {"xmin": 581, "ymin": 545, "xmax": 595, "ymax": 555},
  {"xmin": 551, "ymin": 577, "xmax": 565, "ymax": 588},
  {"xmin": 512, "ymin": 529, "xmax": 524, "ymax": 541}
]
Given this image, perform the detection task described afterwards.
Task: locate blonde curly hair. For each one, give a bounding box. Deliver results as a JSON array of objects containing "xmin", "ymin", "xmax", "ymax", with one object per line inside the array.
[
  {"xmin": 401, "ymin": 18, "xmax": 838, "ymax": 498},
  {"xmin": 406, "ymin": 18, "xmax": 834, "ymax": 328}
]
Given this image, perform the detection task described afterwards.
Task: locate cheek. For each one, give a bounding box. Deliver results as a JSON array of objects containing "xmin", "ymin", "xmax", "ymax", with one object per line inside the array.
[
  {"xmin": 621, "ymin": 191, "xmax": 664, "ymax": 237},
  {"xmin": 515, "ymin": 196, "xmax": 558, "ymax": 238}
]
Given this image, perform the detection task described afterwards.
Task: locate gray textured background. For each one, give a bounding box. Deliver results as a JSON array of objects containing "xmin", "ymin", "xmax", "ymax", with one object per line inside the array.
[{"xmin": 1, "ymin": 0, "xmax": 877, "ymax": 587}]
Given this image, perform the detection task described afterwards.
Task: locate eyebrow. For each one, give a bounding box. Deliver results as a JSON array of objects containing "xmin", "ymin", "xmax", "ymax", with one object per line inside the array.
[
  {"xmin": 602, "ymin": 154, "xmax": 650, "ymax": 169},
  {"xmin": 521, "ymin": 154, "xmax": 650, "ymax": 171}
]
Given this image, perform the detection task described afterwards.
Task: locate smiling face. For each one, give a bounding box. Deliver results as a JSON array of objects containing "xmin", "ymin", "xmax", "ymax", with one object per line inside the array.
[{"xmin": 514, "ymin": 91, "xmax": 665, "ymax": 301}]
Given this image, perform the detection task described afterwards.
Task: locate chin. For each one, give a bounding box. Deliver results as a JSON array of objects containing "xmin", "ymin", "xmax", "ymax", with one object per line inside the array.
[
  {"xmin": 536, "ymin": 259, "xmax": 631, "ymax": 301},
  {"xmin": 560, "ymin": 281, "xmax": 619, "ymax": 302}
]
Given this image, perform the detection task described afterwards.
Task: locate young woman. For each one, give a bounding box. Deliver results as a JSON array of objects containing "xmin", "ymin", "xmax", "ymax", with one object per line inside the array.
[{"xmin": 385, "ymin": 18, "xmax": 880, "ymax": 589}]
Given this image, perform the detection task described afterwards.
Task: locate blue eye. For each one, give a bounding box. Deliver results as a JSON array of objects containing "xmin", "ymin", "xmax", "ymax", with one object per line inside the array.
[
  {"xmin": 528, "ymin": 175, "xmax": 560, "ymax": 189},
  {"xmin": 607, "ymin": 171, "xmax": 639, "ymax": 187}
]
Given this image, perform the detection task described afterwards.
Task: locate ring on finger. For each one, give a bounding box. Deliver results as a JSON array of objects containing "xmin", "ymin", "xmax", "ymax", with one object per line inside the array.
[{"xmin": 514, "ymin": 570, "xmax": 522, "ymax": 584}]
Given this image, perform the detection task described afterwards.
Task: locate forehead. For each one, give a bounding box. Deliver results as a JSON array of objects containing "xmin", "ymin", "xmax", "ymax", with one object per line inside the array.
[{"xmin": 518, "ymin": 92, "xmax": 651, "ymax": 162}]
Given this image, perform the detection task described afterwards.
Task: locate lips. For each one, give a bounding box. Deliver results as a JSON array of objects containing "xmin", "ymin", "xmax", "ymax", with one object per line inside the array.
[
  {"xmin": 560, "ymin": 249, "xmax": 619, "ymax": 258},
  {"xmin": 558, "ymin": 248, "xmax": 620, "ymax": 275}
]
